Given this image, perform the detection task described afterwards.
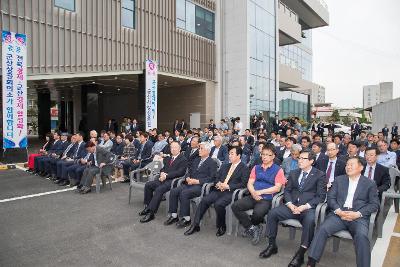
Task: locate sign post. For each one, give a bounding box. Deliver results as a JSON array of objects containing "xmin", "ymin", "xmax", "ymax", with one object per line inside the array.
[
  {"xmin": 145, "ymin": 59, "xmax": 158, "ymax": 131},
  {"xmin": 2, "ymin": 31, "xmax": 28, "ymax": 163}
]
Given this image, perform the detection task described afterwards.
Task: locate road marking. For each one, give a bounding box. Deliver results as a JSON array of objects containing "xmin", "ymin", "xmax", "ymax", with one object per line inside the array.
[
  {"xmin": 371, "ymin": 205, "xmax": 398, "ymax": 267},
  {"xmin": 0, "ymin": 187, "xmax": 77, "ymax": 203}
]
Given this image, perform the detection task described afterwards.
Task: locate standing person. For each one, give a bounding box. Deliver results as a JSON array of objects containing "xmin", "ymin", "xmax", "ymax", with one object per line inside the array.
[
  {"xmin": 234, "ymin": 117, "xmax": 244, "ymax": 135},
  {"xmin": 391, "ymin": 122, "xmax": 398, "ymax": 140},
  {"xmin": 351, "ymin": 120, "xmax": 360, "ymax": 141},
  {"xmin": 382, "ymin": 124, "xmax": 390, "ymax": 141},
  {"xmin": 306, "ymin": 157, "xmax": 379, "ymax": 267}
]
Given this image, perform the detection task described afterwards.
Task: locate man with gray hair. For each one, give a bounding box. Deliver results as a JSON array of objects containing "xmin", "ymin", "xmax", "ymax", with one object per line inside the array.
[
  {"xmin": 210, "ymin": 135, "xmax": 229, "ymax": 163},
  {"xmin": 165, "ymin": 142, "xmax": 218, "ymax": 228}
]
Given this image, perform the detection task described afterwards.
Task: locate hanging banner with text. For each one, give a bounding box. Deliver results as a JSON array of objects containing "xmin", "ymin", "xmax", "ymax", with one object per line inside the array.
[
  {"xmin": 2, "ymin": 31, "xmax": 28, "ymax": 149},
  {"xmin": 145, "ymin": 59, "xmax": 158, "ymax": 131}
]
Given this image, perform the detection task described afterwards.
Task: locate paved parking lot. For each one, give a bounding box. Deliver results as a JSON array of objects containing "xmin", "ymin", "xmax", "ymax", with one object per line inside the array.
[{"xmin": 0, "ymin": 169, "xmax": 365, "ymax": 267}]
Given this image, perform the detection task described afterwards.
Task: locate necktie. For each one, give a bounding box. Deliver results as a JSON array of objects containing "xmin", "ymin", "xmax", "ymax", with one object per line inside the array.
[
  {"xmin": 223, "ymin": 164, "xmax": 236, "ymax": 184},
  {"xmin": 326, "ymin": 162, "xmax": 333, "ymax": 181},
  {"xmin": 198, "ymin": 159, "xmax": 205, "ymax": 169},
  {"xmin": 368, "ymin": 166, "xmax": 373, "ymax": 179},
  {"xmin": 74, "ymin": 142, "xmax": 81, "ymax": 157},
  {"xmin": 63, "ymin": 144, "xmax": 73, "ymax": 157},
  {"xmin": 299, "ymin": 172, "xmax": 308, "ymax": 191},
  {"xmin": 169, "ymin": 157, "xmax": 175, "ymax": 166}
]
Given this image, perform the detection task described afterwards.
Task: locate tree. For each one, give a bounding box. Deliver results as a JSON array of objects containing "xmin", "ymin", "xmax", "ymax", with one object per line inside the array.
[
  {"xmin": 330, "ymin": 109, "xmax": 340, "ymax": 123},
  {"xmin": 342, "ymin": 113, "xmax": 352, "ymax": 126}
]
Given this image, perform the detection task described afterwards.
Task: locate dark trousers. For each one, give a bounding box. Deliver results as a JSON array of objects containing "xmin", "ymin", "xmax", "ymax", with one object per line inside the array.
[
  {"xmin": 122, "ymin": 160, "xmax": 140, "ymax": 176},
  {"xmin": 66, "ymin": 164, "xmax": 86, "ymax": 182},
  {"xmin": 308, "ymin": 214, "xmax": 370, "ymax": 267},
  {"xmin": 267, "ymin": 205, "xmax": 316, "ymax": 247},
  {"xmin": 144, "ymin": 179, "xmax": 173, "ymax": 213},
  {"xmin": 168, "ymin": 184, "xmax": 202, "ymax": 217},
  {"xmin": 231, "ymin": 195, "xmax": 272, "ymax": 229},
  {"xmin": 193, "ymin": 190, "xmax": 233, "ymax": 228},
  {"xmin": 57, "ymin": 160, "xmax": 74, "ymax": 179},
  {"xmin": 46, "ymin": 158, "xmax": 59, "ymax": 175},
  {"xmin": 34, "ymin": 156, "xmax": 47, "ymax": 172},
  {"xmin": 80, "ymin": 166, "xmax": 100, "ymax": 187}
]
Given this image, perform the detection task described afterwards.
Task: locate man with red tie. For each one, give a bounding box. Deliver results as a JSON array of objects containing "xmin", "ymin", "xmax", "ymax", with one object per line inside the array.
[{"xmin": 140, "ymin": 141, "xmax": 188, "ymax": 223}]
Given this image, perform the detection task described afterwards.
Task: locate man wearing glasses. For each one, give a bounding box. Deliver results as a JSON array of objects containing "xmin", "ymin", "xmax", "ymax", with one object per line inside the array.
[
  {"xmin": 232, "ymin": 143, "xmax": 286, "ymax": 245},
  {"xmin": 260, "ymin": 150, "xmax": 326, "ymax": 267}
]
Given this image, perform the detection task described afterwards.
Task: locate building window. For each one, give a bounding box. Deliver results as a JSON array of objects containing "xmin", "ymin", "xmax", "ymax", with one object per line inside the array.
[
  {"xmin": 54, "ymin": 0, "xmax": 75, "ymax": 11},
  {"xmin": 176, "ymin": 0, "xmax": 215, "ymax": 40},
  {"xmin": 122, "ymin": 0, "xmax": 135, "ymax": 29}
]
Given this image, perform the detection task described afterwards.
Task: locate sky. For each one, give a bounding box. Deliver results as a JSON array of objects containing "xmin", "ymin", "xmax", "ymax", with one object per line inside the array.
[{"xmin": 312, "ymin": 0, "xmax": 400, "ymax": 108}]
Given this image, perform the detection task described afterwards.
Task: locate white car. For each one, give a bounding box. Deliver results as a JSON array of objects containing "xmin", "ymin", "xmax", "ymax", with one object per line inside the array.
[{"xmin": 333, "ymin": 124, "xmax": 351, "ymax": 134}]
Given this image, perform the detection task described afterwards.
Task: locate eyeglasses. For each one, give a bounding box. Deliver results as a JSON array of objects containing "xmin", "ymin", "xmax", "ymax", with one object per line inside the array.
[{"xmin": 298, "ymin": 157, "xmax": 310, "ymax": 160}]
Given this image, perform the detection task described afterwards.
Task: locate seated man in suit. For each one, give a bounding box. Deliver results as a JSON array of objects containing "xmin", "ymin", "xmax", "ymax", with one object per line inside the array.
[
  {"xmin": 98, "ymin": 132, "xmax": 114, "ymax": 151},
  {"xmin": 184, "ymin": 146, "xmax": 250, "ymax": 236},
  {"xmin": 140, "ymin": 141, "xmax": 188, "ymax": 223},
  {"xmin": 47, "ymin": 134, "xmax": 76, "ymax": 181},
  {"xmin": 53, "ymin": 132, "xmax": 87, "ymax": 186},
  {"xmin": 311, "ymin": 142, "xmax": 327, "ymax": 171},
  {"xmin": 184, "ymin": 136, "xmax": 200, "ymax": 167},
  {"xmin": 165, "ymin": 142, "xmax": 218, "ymax": 228},
  {"xmin": 210, "ymin": 135, "xmax": 229, "ymax": 163},
  {"xmin": 319, "ymin": 142, "xmax": 346, "ymax": 190},
  {"xmin": 121, "ymin": 132, "xmax": 154, "ymax": 182},
  {"xmin": 260, "ymin": 150, "xmax": 326, "ymax": 267},
  {"xmin": 232, "ymin": 143, "xmax": 286, "ymax": 245},
  {"xmin": 78, "ymin": 141, "xmax": 115, "ymax": 194},
  {"xmin": 34, "ymin": 131, "xmax": 63, "ymax": 175},
  {"xmin": 362, "ymin": 147, "xmax": 390, "ymax": 199},
  {"xmin": 306, "ymin": 156, "xmax": 380, "ymax": 267}
]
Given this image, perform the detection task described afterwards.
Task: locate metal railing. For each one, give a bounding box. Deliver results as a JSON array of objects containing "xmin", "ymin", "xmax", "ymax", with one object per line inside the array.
[{"xmin": 278, "ymin": 1, "xmax": 298, "ymax": 22}]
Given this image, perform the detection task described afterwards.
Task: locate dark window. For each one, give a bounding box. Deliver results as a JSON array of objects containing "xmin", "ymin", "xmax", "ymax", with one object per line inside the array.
[
  {"xmin": 195, "ymin": 6, "xmax": 215, "ymax": 40},
  {"xmin": 122, "ymin": 0, "xmax": 135, "ymax": 29},
  {"xmin": 54, "ymin": 0, "xmax": 75, "ymax": 11}
]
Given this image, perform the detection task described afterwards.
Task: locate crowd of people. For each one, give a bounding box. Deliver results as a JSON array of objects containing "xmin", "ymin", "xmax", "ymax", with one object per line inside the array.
[{"xmin": 25, "ymin": 116, "xmax": 400, "ymax": 267}]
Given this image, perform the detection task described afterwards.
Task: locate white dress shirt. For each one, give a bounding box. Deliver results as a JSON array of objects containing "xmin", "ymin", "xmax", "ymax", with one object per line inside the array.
[{"xmin": 343, "ymin": 176, "xmax": 360, "ymax": 209}]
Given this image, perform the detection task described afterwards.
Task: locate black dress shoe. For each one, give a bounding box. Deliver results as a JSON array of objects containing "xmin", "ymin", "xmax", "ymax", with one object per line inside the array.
[
  {"xmin": 80, "ymin": 187, "xmax": 91, "ymax": 194},
  {"xmin": 164, "ymin": 216, "xmax": 179, "ymax": 225},
  {"xmin": 54, "ymin": 179, "xmax": 62, "ymax": 184},
  {"xmin": 216, "ymin": 226, "xmax": 226, "ymax": 237},
  {"xmin": 259, "ymin": 244, "xmax": 278, "ymax": 259},
  {"xmin": 69, "ymin": 179, "xmax": 79, "ymax": 187},
  {"xmin": 45, "ymin": 174, "xmax": 52, "ymax": 178},
  {"xmin": 176, "ymin": 218, "xmax": 191, "ymax": 228},
  {"xmin": 121, "ymin": 178, "xmax": 130, "ymax": 183},
  {"xmin": 288, "ymin": 252, "xmax": 304, "ymax": 267},
  {"xmin": 184, "ymin": 225, "xmax": 200, "ymax": 236},
  {"xmin": 138, "ymin": 208, "xmax": 150, "ymax": 216},
  {"xmin": 59, "ymin": 180, "xmax": 70, "ymax": 186},
  {"xmin": 140, "ymin": 213, "xmax": 155, "ymax": 223}
]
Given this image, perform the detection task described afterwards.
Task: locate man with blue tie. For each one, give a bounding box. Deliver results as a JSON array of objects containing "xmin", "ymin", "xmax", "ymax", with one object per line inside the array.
[
  {"xmin": 306, "ymin": 156, "xmax": 379, "ymax": 267},
  {"xmin": 260, "ymin": 150, "xmax": 326, "ymax": 267}
]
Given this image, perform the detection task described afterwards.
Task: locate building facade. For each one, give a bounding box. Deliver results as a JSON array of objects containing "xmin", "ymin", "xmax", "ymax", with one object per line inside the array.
[
  {"xmin": 363, "ymin": 82, "xmax": 393, "ymax": 109},
  {"xmin": 1, "ymin": 0, "xmax": 329, "ymax": 136}
]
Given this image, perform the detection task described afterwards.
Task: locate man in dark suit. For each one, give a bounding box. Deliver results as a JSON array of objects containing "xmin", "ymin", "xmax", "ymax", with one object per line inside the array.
[
  {"xmin": 210, "ymin": 136, "xmax": 229, "ymax": 163},
  {"xmin": 260, "ymin": 150, "xmax": 326, "ymax": 267},
  {"xmin": 317, "ymin": 143, "xmax": 346, "ymax": 190},
  {"xmin": 184, "ymin": 136, "xmax": 200, "ymax": 167},
  {"xmin": 121, "ymin": 132, "xmax": 154, "ymax": 182},
  {"xmin": 78, "ymin": 142, "xmax": 115, "ymax": 194},
  {"xmin": 34, "ymin": 131, "xmax": 63, "ymax": 175},
  {"xmin": 53, "ymin": 132, "xmax": 87, "ymax": 185},
  {"xmin": 311, "ymin": 142, "xmax": 326, "ymax": 171},
  {"xmin": 47, "ymin": 134, "xmax": 76, "ymax": 179},
  {"xmin": 333, "ymin": 134, "xmax": 347, "ymax": 156},
  {"xmin": 43, "ymin": 133, "xmax": 71, "ymax": 177},
  {"xmin": 165, "ymin": 142, "xmax": 218, "ymax": 228},
  {"xmin": 362, "ymin": 147, "xmax": 391, "ymax": 199},
  {"xmin": 184, "ymin": 146, "xmax": 250, "ymax": 236},
  {"xmin": 140, "ymin": 142, "xmax": 188, "ymax": 223},
  {"xmin": 306, "ymin": 157, "xmax": 379, "ymax": 267},
  {"xmin": 339, "ymin": 141, "xmax": 367, "ymax": 166}
]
